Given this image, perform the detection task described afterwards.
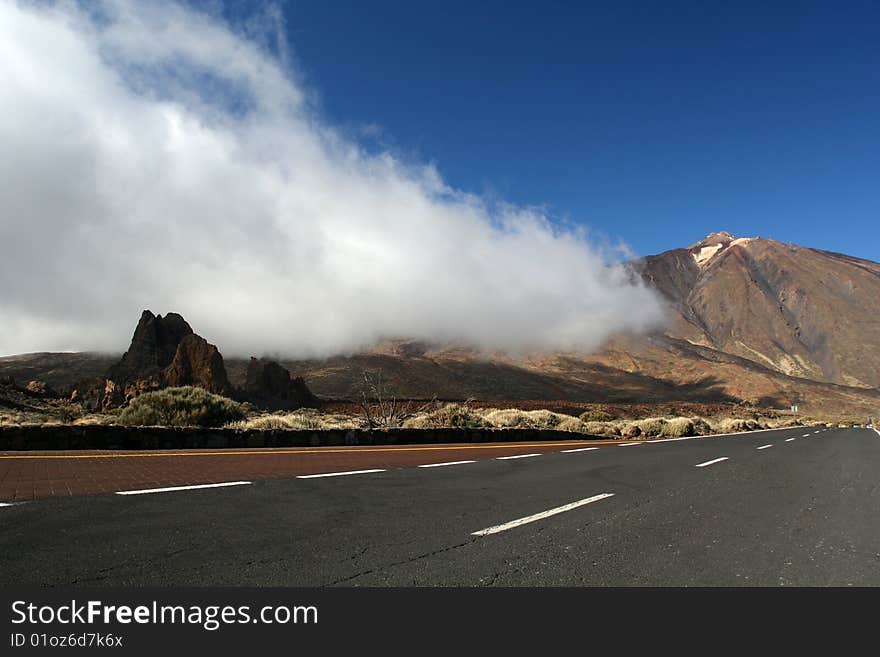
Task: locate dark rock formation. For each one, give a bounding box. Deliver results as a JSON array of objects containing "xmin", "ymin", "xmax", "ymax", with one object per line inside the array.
[
  {"xmin": 164, "ymin": 334, "xmax": 231, "ymax": 394},
  {"xmin": 244, "ymin": 357, "xmax": 317, "ymax": 410},
  {"xmin": 107, "ymin": 310, "xmax": 193, "ymax": 384},
  {"xmin": 103, "ymin": 310, "xmax": 231, "ymax": 398},
  {"xmin": 24, "ymin": 380, "xmax": 57, "ymax": 397},
  {"xmin": 65, "ymin": 311, "xmax": 320, "ymax": 412},
  {"xmin": 67, "ymin": 310, "xmax": 232, "ymax": 410}
]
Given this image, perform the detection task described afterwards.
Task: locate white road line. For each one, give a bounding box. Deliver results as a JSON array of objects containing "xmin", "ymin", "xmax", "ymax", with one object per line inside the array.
[
  {"xmin": 695, "ymin": 457, "xmax": 729, "ymax": 468},
  {"xmin": 874, "ymin": 428, "xmax": 880, "ymax": 438},
  {"xmin": 471, "ymin": 493, "xmax": 615, "ymax": 536},
  {"xmin": 757, "ymin": 444, "xmax": 773, "ymax": 450},
  {"xmin": 417, "ymin": 460, "xmax": 476, "ymax": 468},
  {"xmin": 495, "ymin": 453, "xmax": 541, "ymax": 460},
  {"xmin": 116, "ymin": 481, "xmax": 252, "ymax": 496},
  {"xmin": 296, "ymin": 469, "xmax": 386, "ymax": 479},
  {"xmin": 785, "ymin": 438, "xmax": 796, "ymax": 442},
  {"xmin": 0, "ymin": 502, "xmax": 22, "ymax": 507},
  {"xmin": 802, "ymin": 434, "xmax": 810, "ymax": 437},
  {"xmin": 618, "ymin": 442, "xmax": 643, "ymax": 447},
  {"xmin": 813, "ymin": 431, "xmax": 820, "ymax": 434},
  {"xmin": 560, "ymin": 447, "xmax": 600, "ymax": 453}
]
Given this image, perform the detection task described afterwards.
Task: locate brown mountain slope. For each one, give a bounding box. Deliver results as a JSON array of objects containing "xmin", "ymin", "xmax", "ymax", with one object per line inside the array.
[{"xmin": 637, "ymin": 232, "xmax": 880, "ymax": 388}]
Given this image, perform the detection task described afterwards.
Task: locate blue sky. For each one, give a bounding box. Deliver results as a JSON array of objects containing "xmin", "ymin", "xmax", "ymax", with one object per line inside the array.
[{"xmin": 222, "ymin": 0, "xmax": 879, "ymax": 260}]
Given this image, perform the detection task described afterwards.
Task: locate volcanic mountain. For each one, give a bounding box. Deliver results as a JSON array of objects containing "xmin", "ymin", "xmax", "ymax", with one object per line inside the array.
[
  {"xmin": 2, "ymin": 232, "xmax": 879, "ymax": 416},
  {"xmin": 636, "ymin": 231, "xmax": 880, "ymax": 389}
]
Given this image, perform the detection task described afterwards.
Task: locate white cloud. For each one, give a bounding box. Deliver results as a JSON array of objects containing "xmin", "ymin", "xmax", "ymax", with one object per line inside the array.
[{"xmin": 0, "ymin": 0, "xmax": 666, "ymax": 358}]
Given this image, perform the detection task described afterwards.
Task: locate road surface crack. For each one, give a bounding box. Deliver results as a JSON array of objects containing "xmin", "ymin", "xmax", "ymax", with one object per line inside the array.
[{"xmin": 325, "ymin": 538, "xmax": 478, "ymax": 586}]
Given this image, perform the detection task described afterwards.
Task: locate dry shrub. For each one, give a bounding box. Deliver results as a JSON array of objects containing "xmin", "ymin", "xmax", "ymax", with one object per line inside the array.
[
  {"xmin": 230, "ymin": 411, "xmax": 359, "ymax": 431},
  {"xmin": 482, "ymin": 408, "xmax": 572, "ymax": 429},
  {"xmin": 715, "ymin": 418, "xmax": 754, "ymax": 434},
  {"xmin": 118, "ymin": 386, "xmax": 246, "ymax": 427},
  {"xmin": 633, "ymin": 417, "xmax": 666, "ymax": 437},
  {"xmin": 555, "ymin": 416, "xmax": 587, "ymax": 433},
  {"xmin": 583, "ymin": 421, "xmax": 620, "ymax": 436},
  {"xmin": 579, "ymin": 409, "xmax": 615, "ymax": 422},
  {"xmin": 72, "ymin": 413, "xmax": 119, "ymax": 426},
  {"xmin": 621, "ymin": 423, "xmax": 642, "ymax": 438},
  {"xmin": 691, "ymin": 417, "xmax": 712, "ymax": 435},
  {"xmin": 661, "ymin": 417, "xmax": 694, "ymax": 438},
  {"xmin": 524, "ymin": 410, "xmax": 564, "ymax": 428},
  {"xmin": 402, "ymin": 403, "xmax": 489, "ymax": 429},
  {"xmin": 481, "ymin": 408, "xmax": 528, "ymax": 427}
]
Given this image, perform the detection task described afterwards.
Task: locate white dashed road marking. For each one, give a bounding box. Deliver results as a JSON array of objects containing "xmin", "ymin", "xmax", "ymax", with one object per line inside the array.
[
  {"xmin": 417, "ymin": 460, "xmax": 476, "ymax": 468},
  {"xmin": 116, "ymin": 481, "xmax": 252, "ymax": 495},
  {"xmin": 785, "ymin": 438, "xmax": 796, "ymax": 442},
  {"xmin": 695, "ymin": 457, "xmax": 729, "ymax": 468},
  {"xmin": 496, "ymin": 453, "xmax": 541, "ymax": 460},
  {"xmin": 472, "ymin": 493, "xmax": 615, "ymax": 536},
  {"xmin": 757, "ymin": 444, "xmax": 773, "ymax": 450},
  {"xmin": 560, "ymin": 447, "xmax": 600, "ymax": 453},
  {"xmin": 296, "ymin": 469, "xmax": 386, "ymax": 479}
]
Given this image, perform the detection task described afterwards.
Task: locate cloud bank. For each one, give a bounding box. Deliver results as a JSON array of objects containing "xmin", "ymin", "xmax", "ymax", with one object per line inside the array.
[{"xmin": 0, "ymin": 0, "xmax": 665, "ymax": 358}]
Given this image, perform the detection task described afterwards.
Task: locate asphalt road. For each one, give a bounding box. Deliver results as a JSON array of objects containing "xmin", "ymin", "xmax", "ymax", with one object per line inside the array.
[{"xmin": 1, "ymin": 426, "xmax": 878, "ymax": 586}]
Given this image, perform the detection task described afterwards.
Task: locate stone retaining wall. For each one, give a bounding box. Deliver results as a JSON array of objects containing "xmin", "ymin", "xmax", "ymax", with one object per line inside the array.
[{"xmin": 0, "ymin": 425, "xmax": 604, "ymax": 451}]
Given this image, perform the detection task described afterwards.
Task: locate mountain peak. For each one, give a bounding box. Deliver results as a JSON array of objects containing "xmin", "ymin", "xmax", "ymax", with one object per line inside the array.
[
  {"xmin": 690, "ymin": 231, "xmax": 737, "ymax": 249},
  {"xmin": 687, "ymin": 231, "xmax": 751, "ymax": 267}
]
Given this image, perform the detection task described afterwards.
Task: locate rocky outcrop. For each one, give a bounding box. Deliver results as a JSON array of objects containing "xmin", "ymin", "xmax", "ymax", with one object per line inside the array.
[
  {"xmin": 164, "ymin": 334, "xmax": 230, "ymax": 394},
  {"xmin": 65, "ymin": 311, "xmax": 320, "ymax": 412},
  {"xmin": 68, "ymin": 310, "xmax": 232, "ymax": 410},
  {"xmin": 107, "ymin": 310, "xmax": 193, "ymax": 383},
  {"xmin": 106, "ymin": 310, "xmax": 230, "ymax": 397},
  {"xmin": 24, "ymin": 380, "xmax": 57, "ymax": 397},
  {"xmin": 244, "ymin": 358, "xmax": 317, "ymax": 410},
  {"xmin": 69, "ymin": 376, "xmax": 123, "ymax": 411}
]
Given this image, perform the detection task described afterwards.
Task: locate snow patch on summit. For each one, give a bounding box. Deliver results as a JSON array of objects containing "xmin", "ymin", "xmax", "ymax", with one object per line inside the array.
[{"xmin": 694, "ymin": 244, "xmax": 724, "ymax": 266}]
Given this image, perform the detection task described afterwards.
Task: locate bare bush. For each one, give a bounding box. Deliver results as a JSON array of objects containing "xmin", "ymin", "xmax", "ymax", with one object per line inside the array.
[{"xmin": 358, "ymin": 371, "xmax": 417, "ymax": 428}]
